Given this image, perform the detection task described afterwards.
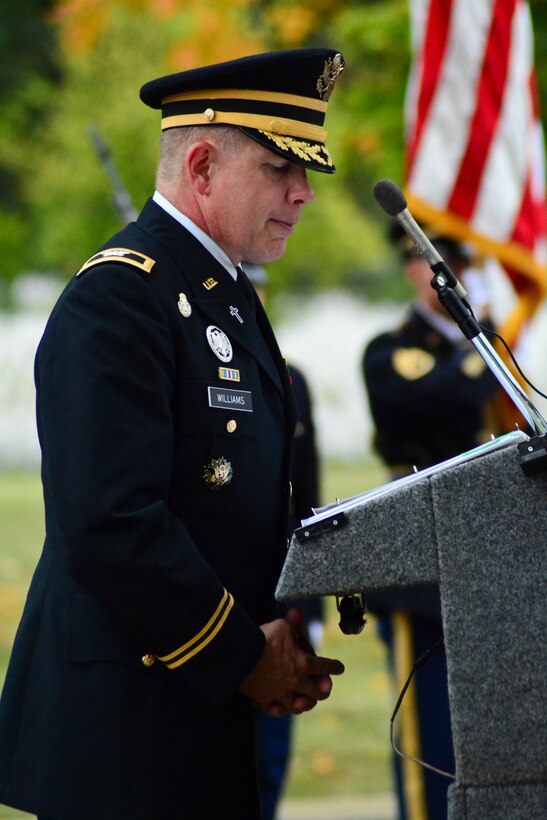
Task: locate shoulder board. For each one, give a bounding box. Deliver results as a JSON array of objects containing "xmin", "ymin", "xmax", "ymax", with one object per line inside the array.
[
  {"xmin": 76, "ymin": 247, "xmax": 155, "ymax": 277},
  {"xmin": 460, "ymin": 350, "xmax": 487, "ymax": 378},
  {"xmin": 392, "ymin": 347, "xmax": 435, "ymax": 380}
]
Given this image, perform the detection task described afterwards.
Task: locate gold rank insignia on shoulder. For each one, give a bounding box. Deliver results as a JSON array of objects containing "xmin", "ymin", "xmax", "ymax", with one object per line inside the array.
[
  {"xmin": 76, "ymin": 248, "xmax": 155, "ymax": 277},
  {"xmin": 202, "ymin": 277, "xmax": 218, "ymax": 291},
  {"xmin": 203, "ymin": 457, "xmax": 233, "ymax": 491},
  {"xmin": 177, "ymin": 292, "xmax": 192, "ymax": 317},
  {"xmin": 392, "ymin": 347, "xmax": 435, "ymax": 380},
  {"xmin": 460, "ymin": 351, "xmax": 487, "ymax": 378}
]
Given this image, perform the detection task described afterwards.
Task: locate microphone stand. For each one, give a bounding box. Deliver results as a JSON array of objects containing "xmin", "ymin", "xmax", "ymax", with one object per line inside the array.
[
  {"xmin": 430, "ymin": 268, "xmax": 547, "ymax": 473},
  {"xmin": 371, "ymin": 179, "xmax": 547, "ymax": 473}
]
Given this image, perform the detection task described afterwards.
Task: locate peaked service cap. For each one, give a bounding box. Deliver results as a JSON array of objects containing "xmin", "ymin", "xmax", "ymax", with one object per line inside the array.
[{"xmin": 140, "ymin": 48, "xmax": 344, "ymax": 173}]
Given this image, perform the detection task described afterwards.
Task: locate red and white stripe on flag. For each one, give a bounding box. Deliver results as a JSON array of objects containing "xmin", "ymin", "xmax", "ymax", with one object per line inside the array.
[{"xmin": 404, "ymin": 0, "xmax": 547, "ymax": 337}]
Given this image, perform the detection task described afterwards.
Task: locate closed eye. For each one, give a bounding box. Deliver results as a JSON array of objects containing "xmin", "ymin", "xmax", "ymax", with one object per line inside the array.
[{"xmin": 264, "ymin": 162, "xmax": 291, "ymax": 177}]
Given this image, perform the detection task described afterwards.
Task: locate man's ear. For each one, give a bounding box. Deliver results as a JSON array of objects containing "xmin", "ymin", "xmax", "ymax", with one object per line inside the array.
[{"xmin": 186, "ymin": 140, "xmax": 216, "ymax": 195}]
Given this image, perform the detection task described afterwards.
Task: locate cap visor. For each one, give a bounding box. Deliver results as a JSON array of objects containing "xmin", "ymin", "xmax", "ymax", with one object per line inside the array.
[{"xmin": 239, "ymin": 127, "xmax": 335, "ymax": 174}]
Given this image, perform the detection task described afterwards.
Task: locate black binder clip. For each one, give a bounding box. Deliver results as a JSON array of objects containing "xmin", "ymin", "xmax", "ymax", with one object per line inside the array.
[
  {"xmin": 294, "ymin": 512, "xmax": 347, "ymax": 543},
  {"xmin": 336, "ymin": 594, "xmax": 366, "ymax": 635},
  {"xmin": 517, "ymin": 435, "xmax": 547, "ymax": 476}
]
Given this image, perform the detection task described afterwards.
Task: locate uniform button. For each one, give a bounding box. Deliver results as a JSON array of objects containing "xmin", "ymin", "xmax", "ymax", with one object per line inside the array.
[
  {"xmin": 203, "ymin": 107, "xmax": 215, "ymax": 121},
  {"xmin": 142, "ymin": 654, "xmax": 156, "ymax": 667},
  {"xmin": 226, "ymin": 419, "xmax": 237, "ymax": 433}
]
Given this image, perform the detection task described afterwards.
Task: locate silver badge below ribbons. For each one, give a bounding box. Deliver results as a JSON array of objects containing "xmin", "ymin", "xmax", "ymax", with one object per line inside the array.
[{"xmin": 206, "ymin": 325, "xmax": 233, "ymax": 363}]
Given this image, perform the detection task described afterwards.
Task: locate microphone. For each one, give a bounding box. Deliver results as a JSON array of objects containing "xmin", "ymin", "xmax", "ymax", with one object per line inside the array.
[{"xmin": 373, "ymin": 178, "xmax": 468, "ymax": 300}]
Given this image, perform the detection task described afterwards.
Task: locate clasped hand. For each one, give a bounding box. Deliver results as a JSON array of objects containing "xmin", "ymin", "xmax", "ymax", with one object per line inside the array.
[{"xmin": 240, "ymin": 608, "xmax": 344, "ymax": 717}]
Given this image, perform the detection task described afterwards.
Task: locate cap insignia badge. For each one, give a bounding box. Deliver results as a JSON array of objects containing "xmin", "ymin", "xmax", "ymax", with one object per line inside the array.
[
  {"xmin": 177, "ymin": 292, "xmax": 192, "ymax": 317},
  {"xmin": 316, "ymin": 53, "xmax": 344, "ymax": 101},
  {"xmin": 206, "ymin": 325, "xmax": 233, "ymax": 362},
  {"xmin": 203, "ymin": 457, "xmax": 233, "ymax": 491}
]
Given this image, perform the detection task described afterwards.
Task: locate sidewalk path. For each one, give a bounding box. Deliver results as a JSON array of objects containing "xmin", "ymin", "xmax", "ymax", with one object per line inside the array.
[{"xmin": 279, "ymin": 793, "xmax": 396, "ymax": 819}]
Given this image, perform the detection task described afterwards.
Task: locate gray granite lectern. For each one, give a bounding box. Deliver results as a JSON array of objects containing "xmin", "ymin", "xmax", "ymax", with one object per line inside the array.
[{"xmin": 276, "ymin": 436, "xmax": 547, "ymax": 819}]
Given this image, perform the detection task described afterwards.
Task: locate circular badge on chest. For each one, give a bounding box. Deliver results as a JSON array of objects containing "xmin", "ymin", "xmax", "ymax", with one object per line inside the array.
[{"xmin": 206, "ymin": 325, "xmax": 233, "ymax": 362}]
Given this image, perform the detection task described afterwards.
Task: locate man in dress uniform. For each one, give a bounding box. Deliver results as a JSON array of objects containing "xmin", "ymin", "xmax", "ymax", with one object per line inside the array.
[
  {"xmin": 362, "ymin": 224, "xmax": 501, "ymax": 820},
  {"xmin": 0, "ymin": 49, "xmax": 345, "ymax": 820}
]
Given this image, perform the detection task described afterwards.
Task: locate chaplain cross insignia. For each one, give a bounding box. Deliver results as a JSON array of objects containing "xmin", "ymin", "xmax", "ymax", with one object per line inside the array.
[{"xmin": 229, "ymin": 305, "xmax": 243, "ymax": 324}]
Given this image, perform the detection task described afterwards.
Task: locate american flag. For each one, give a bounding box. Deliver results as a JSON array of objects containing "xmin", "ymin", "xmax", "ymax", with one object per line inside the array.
[{"xmin": 403, "ymin": 0, "xmax": 547, "ymax": 345}]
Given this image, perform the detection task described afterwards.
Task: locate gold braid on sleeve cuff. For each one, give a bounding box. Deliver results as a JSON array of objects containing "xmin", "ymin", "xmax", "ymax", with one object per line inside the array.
[{"xmin": 156, "ymin": 589, "xmax": 234, "ymax": 669}]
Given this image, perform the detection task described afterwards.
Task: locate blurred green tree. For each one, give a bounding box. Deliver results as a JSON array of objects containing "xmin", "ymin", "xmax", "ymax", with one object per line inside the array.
[
  {"xmin": 23, "ymin": 0, "xmax": 406, "ymax": 295},
  {"xmin": 0, "ymin": 1, "xmax": 61, "ymax": 287},
  {"xmin": 1, "ymin": 0, "xmax": 545, "ymax": 302}
]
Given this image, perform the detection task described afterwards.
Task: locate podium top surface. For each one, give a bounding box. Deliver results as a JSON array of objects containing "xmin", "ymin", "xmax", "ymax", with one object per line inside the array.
[{"xmin": 276, "ymin": 432, "xmax": 541, "ymax": 601}]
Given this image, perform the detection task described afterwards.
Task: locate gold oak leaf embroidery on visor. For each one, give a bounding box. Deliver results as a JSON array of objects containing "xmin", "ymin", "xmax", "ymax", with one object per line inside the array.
[
  {"xmin": 259, "ymin": 131, "xmax": 332, "ymax": 167},
  {"xmin": 157, "ymin": 589, "xmax": 234, "ymax": 669}
]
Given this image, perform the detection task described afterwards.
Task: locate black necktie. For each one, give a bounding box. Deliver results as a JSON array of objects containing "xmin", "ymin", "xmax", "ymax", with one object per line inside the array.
[{"xmin": 236, "ymin": 266, "xmax": 256, "ymax": 316}]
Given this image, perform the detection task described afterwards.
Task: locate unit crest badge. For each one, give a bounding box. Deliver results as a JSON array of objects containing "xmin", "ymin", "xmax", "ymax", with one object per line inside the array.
[{"xmin": 206, "ymin": 326, "xmax": 233, "ymax": 363}]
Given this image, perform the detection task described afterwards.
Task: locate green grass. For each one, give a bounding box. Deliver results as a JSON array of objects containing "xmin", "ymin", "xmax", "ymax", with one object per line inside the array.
[
  {"xmin": 284, "ymin": 600, "xmax": 393, "ymax": 799},
  {"xmin": 0, "ymin": 459, "xmax": 393, "ymax": 815},
  {"xmin": 0, "ymin": 474, "xmax": 45, "ymax": 674}
]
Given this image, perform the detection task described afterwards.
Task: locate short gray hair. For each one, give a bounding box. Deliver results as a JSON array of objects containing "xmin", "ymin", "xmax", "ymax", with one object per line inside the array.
[{"xmin": 156, "ymin": 126, "xmax": 249, "ymax": 187}]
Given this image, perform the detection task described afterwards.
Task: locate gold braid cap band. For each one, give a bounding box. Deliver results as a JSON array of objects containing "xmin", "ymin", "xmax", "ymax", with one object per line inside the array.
[{"xmin": 161, "ymin": 111, "xmax": 327, "ymax": 143}]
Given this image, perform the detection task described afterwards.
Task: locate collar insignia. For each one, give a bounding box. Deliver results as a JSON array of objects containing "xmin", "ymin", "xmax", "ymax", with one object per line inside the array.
[{"xmin": 203, "ymin": 277, "xmax": 218, "ymax": 291}]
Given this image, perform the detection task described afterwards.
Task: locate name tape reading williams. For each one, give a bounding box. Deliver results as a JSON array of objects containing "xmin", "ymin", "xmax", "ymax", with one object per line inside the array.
[{"xmin": 208, "ymin": 387, "xmax": 253, "ymax": 412}]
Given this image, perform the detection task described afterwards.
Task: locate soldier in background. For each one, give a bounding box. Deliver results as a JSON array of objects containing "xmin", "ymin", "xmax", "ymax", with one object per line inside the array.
[
  {"xmin": 361, "ymin": 223, "xmax": 501, "ymax": 820},
  {"xmin": 243, "ymin": 262, "xmax": 324, "ymax": 820}
]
